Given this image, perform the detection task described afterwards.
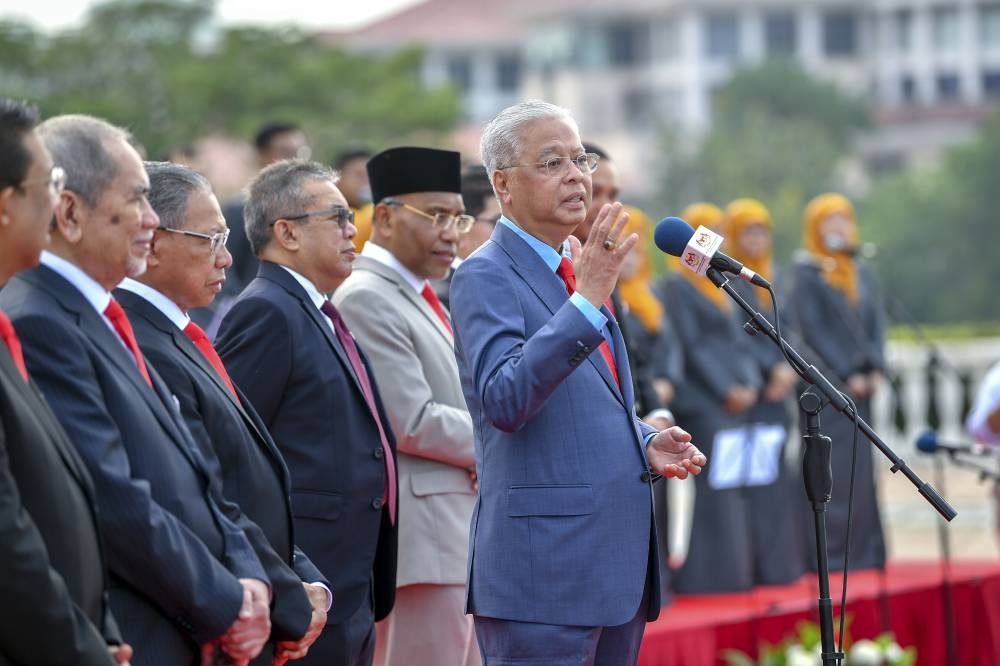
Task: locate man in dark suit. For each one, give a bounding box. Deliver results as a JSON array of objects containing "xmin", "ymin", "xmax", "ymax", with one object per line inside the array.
[
  {"xmin": 116, "ymin": 161, "xmax": 330, "ymax": 664},
  {"xmin": 0, "ymin": 114, "xmax": 271, "ymax": 665},
  {"xmin": 0, "ymin": 98, "xmax": 127, "ymax": 666},
  {"xmin": 216, "ymin": 159, "xmax": 398, "ymax": 666},
  {"xmin": 450, "ymin": 101, "xmax": 705, "ymax": 664}
]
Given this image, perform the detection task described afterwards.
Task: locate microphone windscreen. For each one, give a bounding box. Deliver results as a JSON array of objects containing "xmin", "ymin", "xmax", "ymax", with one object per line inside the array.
[
  {"xmin": 915, "ymin": 431, "xmax": 939, "ymax": 453},
  {"xmin": 653, "ymin": 216, "xmax": 695, "ymax": 257}
]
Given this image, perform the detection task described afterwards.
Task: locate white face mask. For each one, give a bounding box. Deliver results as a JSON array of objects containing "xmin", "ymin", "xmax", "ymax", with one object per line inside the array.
[
  {"xmin": 822, "ymin": 232, "xmax": 850, "ymax": 253},
  {"xmin": 356, "ymin": 185, "xmax": 373, "ymax": 205}
]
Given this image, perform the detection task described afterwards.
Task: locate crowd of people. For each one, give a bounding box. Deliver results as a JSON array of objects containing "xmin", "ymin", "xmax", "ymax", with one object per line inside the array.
[{"xmin": 0, "ymin": 94, "xmax": 900, "ymax": 666}]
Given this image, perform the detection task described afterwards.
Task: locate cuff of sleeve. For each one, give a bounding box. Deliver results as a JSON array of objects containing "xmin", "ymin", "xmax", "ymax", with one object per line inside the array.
[
  {"xmin": 310, "ymin": 582, "xmax": 333, "ymax": 612},
  {"xmin": 569, "ymin": 292, "xmax": 608, "ymax": 331},
  {"xmin": 644, "ymin": 431, "xmax": 657, "ymax": 446}
]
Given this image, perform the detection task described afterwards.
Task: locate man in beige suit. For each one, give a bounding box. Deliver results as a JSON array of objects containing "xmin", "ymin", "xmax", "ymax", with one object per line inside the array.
[{"xmin": 333, "ymin": 147, "xmax": 479, "ymax": 666}]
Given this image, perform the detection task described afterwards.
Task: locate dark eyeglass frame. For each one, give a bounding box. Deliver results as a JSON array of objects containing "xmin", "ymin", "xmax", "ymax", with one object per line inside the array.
[
  {"xmin": 382, "ymin": 199, "xmax": 475, "ymax": 234},
  {"xmin": 272, "ymin": 206, "xmax": 355, "ymax": 230},
  {"xmin": 157, "ymin": 226, "xmax": 231, "ymax": 254},
  {"xmin": 497, "ymin": 153, "xmax": 600, "ymax": 178},
  {"xmin": 16, "ymin": 165, "xmax": 66, "ymax": 195}
]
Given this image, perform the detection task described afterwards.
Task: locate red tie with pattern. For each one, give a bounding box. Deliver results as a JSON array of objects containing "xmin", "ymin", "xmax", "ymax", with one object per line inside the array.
[
  {"xmin": 0, "ymin": 311, "xmax": 29, "ymax": 383},
  {"xmin": 183, "ymin": 321, "xmax": 240, "ymax": 402},
  {"xmin": 103, "ymin": 298, "xmax": 152, "ymax": 387},
  {"xmin": 555, "ymin": 257, "xmax": 620, "ymax": 388},
  {"xmin": 420, "ymin": 283, "xmax": 453, "ymax": 335},
  {"xmin": 321, "ymin": 300, "xmax": 397, "ymax": 525}
]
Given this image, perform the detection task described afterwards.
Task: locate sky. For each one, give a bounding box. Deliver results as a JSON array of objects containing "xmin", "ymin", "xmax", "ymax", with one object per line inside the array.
[{"xmin": 0, "ymin": 0, "xmax": 424, "ymax": 32}]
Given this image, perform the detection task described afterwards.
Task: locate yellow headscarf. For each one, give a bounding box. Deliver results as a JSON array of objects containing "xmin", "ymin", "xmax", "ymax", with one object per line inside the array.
[
  {"xmin": 803, "ymin": 193, "xmax": 860, "ymax": 304},
  {"xmin": 617, "ymin": 206, "xmax": 664, "ymax": 333},
  {"xmin": 723, "ymin": 197, "xmax": 774, "ymax": 285},
  {"xmin": 677, "ymin": 203, "xmax": 730, "ymax": 312},
  {"xmin": 351, "ymin": 202, "xmax": 375, "ymax": 252}
]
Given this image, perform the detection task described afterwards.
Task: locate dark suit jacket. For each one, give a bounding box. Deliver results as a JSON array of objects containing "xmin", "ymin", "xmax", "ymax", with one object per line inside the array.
[
  {"xmin": 0, "ymin": 265, "xmax": 266, "ymax": 665},
  {"xmin": 0, "ymin": 344, "xmax": 118, "ymax": 665},
  {"xmin": 216, "ymin": 261, "xmax": 397, "ymax": 625},
  {"xmin": 116, "ymin": 288, "xmax": 326, "ymax": 645}
]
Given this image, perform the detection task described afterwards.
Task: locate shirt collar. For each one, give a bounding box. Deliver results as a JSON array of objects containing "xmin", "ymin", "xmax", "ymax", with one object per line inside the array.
[
  {"xmin": 498, "ymin": 216, "xmax": 571, "ymax": 273},
  {"xmin": 360, "ymin": 241, "xmax": 425, "ymax": 294},
  {"xmin": 279, "ymin": 265, "xmax": 328, "ymax": 311},
  {"xmin": 40, "ymin": 251, "xmax": 111, "ymax": 315},
  {"xmin": 116, "ymin": 278, "xmax": 190, "ymax": 331}
]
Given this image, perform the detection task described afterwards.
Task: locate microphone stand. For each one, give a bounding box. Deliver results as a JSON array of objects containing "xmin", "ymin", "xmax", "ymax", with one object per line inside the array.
[{"xmin": 704, "ymin": 267, "xmax": 957, "ymax": 666}]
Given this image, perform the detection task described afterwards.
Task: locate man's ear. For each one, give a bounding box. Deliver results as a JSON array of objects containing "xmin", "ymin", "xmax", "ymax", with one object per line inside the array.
[
  {"xmin": 145, "ymin": 230, "xmax": 163, "ymax": 268},
  {"xmin": 0, "ymin": 185, "xmax": 13, "ymax": 227},
  {"xmin": 371, "ymin": 202, "xmax": 393, "ymax": 240},
  {"xmin": 492, "ymin": 169, "xmax": 511, "ymax": 206},
  {"xmin": 53, "ymin": 190, "xmax": 86, "ymax": 244},
  {"xmin": 272, "ymin": 218, "xmax": 301, "ymax": 252}
]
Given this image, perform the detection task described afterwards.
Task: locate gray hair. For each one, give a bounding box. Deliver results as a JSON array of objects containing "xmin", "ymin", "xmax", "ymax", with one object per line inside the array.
[
  {"xmin": 244, "ymin": 158, "xmax": 340, "ymax": 255},
  {"xmin": 144, "ymin": 161, "xmax": 212, "ymax": 231},
  {"xmin": 479, "ymin": 100, "xmax": 578, "ymax": 174},
  {"xmin": 37, "ymin": 114, "xmax": 132, "ymax": 207}
]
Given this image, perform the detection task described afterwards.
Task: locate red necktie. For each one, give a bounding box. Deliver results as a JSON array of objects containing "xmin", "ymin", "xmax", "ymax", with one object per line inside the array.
[
  {"xmin": 555, "ymin": 257, "xmax": 620, "ymax": 388},
  {"xmin": 321, "ymin": 301, "xmax": 397, "ymax": 525},
  {"xmin": 0, "ymin": 311, "xmax": 29, "ymax": 383},
  {"xmin": 420, "ymin": 283, "xmax": 453, "ymax": 335},
  {"xmin": 104, "ymin": 299, "xmax": 152, "ymax": 387},
  {"xmin": 183, "ymin": 321, "xmax": 240, "ymax": 402}
]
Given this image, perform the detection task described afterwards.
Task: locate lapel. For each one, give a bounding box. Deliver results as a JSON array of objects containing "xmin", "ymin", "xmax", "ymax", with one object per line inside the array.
[
  {"xmin": 259, "ymin": 261, "xmax": 367, "ymax": 401},
  {"xmin": 115, "ymin": 288, "xmax": 292, "ymax": 491},
  {"xmin": 353, "ymin": 256, "xmax": 453, "ymax": 344},
  {"xmin": 495, "ymin": 223, "xmax": 624, "ymax": 405},
  {"xmin": 29, "ymin": 266, "xmax": 208, "ymax": 478}
]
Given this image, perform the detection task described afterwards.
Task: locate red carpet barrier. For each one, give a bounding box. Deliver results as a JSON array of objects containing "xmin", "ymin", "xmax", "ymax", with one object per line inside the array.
[{"xmin": 639, "ymin": 561, "xmax": 1000, "ymax": 665}]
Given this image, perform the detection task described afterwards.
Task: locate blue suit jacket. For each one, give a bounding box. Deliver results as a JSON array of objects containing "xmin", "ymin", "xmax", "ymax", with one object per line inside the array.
[
  {"xmin": 215, "ymin": 261, "xmax": 398, "ymax": 625},
  {"xmin": 450, "ymin": 222, "xmax": 661, "ymax": 627},
  {"xmin": 0, "ymin": 265, "xmax": 265, "ymax": 665}
]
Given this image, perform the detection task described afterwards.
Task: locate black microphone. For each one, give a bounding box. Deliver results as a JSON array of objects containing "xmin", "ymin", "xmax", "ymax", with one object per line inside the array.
[
  {"xmin": 653, "ymin": 216, "xmax": 771, "ymax": 288},
  {"xmin": 915, "ymin": 430, "xmax": 998, "ymax": 458}
]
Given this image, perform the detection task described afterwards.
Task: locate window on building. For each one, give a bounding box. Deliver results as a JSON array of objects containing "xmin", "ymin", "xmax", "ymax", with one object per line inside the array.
[
  {"xmin": 496, "ymin": 54, "xmax": 521, "ymax": 92},
  {"xmin": 936, "ymin": 72, "xmax": 961, "ymax": 100},
  {"xmin": 823, "ymin": 11, "xmax": 858, "ymax": 56},
  {"xmin": 446, "ymin": 55, "xmax": 472, "ymax": 92},
  {"xmin": 982, "ymin": 71, "xmax": 1000, "ymax": 97},
  {"xmin": 705, "ymin": 13, "xmax": 740, "ymax": 60},
  {"xmin": 932, "ymin": 6, "xmax": 960, "ymax": 51},
  {"xmin": 623, "ymin": 88, "xmax": 655, "ymax": 129},
  {"xmin": 764, "ymin": 11, "xmax": 797, "ymax": 57},
  {"xmin": 894, "ymin": 8, "xmax": 913, "ymax": 53},
  {"xmin": 605, "ymin": 21, "xmax": 650, "ymax": 67},
  {"xmin": 900, "ymin": 75, "xmax": 916, "ymax": 104},
  {"xmin": 980, "ymin": 5, "xmax": 1000, "ymax": 48}
]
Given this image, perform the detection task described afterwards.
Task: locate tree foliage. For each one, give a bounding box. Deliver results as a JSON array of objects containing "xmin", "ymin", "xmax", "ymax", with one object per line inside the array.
[{"xmin": 0, "ymin": 0, "xmax": 460, "ymax": 160}]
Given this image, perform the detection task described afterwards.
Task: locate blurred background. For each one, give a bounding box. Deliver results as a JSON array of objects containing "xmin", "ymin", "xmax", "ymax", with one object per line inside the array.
[{"xmin": 3, "ymin": 0, "xmax": 998, "ymax": 558}]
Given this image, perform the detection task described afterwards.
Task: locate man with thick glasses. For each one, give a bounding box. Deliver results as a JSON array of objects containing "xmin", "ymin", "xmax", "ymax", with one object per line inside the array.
[
  {"xmin": 115, "ymin": 161, "xmax": 332, "ymax": 664},
  {"xmin": 0, "ymin": 98, "xmax": 128, "ymax": 666},
  {"xmin": 449, "ymin": 100, "xmax": 706, "ymax": 665},
  {"xmin": 333, "ymin": 147, "xmax": 479, "ymax": 666},
  {"xmin": 216, "ymin": 159, "xmax": 398, "ymax": 666}
]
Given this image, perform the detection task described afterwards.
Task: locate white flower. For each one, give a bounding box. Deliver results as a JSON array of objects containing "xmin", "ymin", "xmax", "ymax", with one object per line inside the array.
[
  {"xmin": 849, "ymin": 639, "xmax": 883, "ymax": 665},
  {"xmin": 884, "ymin": 643, "xmax": 904, "ymax": 663},
  {"xmin": 786, "ymin": 644, "xmax": 821, "ymax": 666}
]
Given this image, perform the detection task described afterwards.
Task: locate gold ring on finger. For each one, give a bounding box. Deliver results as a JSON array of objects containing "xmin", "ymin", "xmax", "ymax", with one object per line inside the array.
[{"xmin": 603, "ymin": 239, "xmax": 616, "ymax": 251}]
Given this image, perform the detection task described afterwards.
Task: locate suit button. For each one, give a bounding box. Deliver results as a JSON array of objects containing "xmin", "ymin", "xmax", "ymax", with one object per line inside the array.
[
  {"xmin": 372, "ymin": 497, "xmax": 383, "ymax": 510},
  {"xmin": 373, "ymin": 447, "xmax": 384, "ymax": 460},
  {"xmin": 640, "ymin": 470, "xmax": 651, "ymax": 483}
]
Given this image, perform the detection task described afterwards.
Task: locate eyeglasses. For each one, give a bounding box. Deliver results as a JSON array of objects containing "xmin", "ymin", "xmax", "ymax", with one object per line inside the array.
[
  {"xmin": 275, "ymin": 207, "xmax": 355, "ymax": 230},
  {"xmin": 17, "ymin": 165, "xmax": 66, "ymax": 195},
  {"xmin": 498, "ymin": 153, "xmax": 600, "ymax": 178},
  {"xmin": 384, "ymin": 200, "xmax": 475, "ymax": 234},
  {"xmin": 158, "ymin": 226, "xmax": 231, "ymax": 254}
]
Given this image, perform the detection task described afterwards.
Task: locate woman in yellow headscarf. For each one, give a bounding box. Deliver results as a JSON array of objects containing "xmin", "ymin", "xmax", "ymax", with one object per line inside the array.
[
  {"xmin": 792, "ymin": 192, "xmax": 887, "ymax": 572},
  {"xmin": 656, "ymin": 202, "xmax": 765, "ymax": 594}
]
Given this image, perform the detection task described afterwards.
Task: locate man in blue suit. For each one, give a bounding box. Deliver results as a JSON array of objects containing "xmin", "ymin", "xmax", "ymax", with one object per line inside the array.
[{"xmin": 450, "ymin": 100, "xmax": 706, "ymax": 665}]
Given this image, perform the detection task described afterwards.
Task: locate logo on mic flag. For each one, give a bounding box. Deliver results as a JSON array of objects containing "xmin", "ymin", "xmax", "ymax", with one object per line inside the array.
[{"xmin": 682, "ymin": 225, "xmax": 724, "ymax": 276}]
